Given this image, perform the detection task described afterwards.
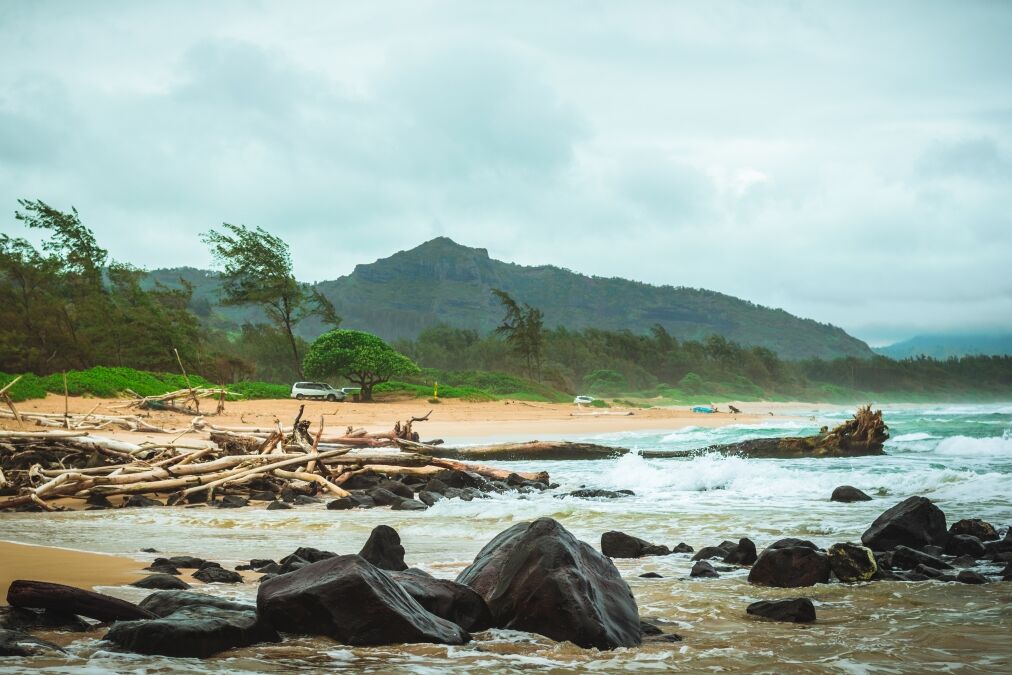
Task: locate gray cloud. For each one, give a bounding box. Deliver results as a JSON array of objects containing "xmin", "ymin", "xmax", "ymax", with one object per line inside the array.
[{"xmin": 1, "ymin": 1, "xmax": 1011, "ymax": 345}]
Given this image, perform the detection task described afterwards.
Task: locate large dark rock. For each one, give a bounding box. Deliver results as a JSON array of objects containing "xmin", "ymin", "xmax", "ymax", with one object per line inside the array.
[
  {"xmin": 690, "ymin": 560, "xmax": 719, "ymax": 578},
  {"xmin": 955, "ymin": 570, "xmax": 987, "ymax": 584},
  {"xmin": 601, "ymin": 531, "xmax": 670, "ymax": 558},
  {"xmin": 566, "ymin": 488, "xmax": 634, "ymax": 499},
  {"xmin": 746, "ymin": 598, "xmax": 816, "ymax": 623},
  {"xmin": 391, "ymin": 498, "xmax": 428, "ymax": 511},
  {"xmin": 945, "ymin": 535, "xmax": 986, "ymax": 558},
  {"xmin": 455, "ymin": 518, "xmax": 641, "ymax": 650},
  {"xmin": 104, "ymin": 606, "xmax": 279, "ymax": 658},
  {"xmin": 138, "ymin": 591, "xmax": 255, "ymax": 618},
  {"xmin": 131, "ymin": 574, "xmax": 191, "ymax": 590},
  {"xmin": 890, "ymin": 545, "xmax": 953, "ymax": 571},
  {"xmin": 768, "ymin": 538, "xmax": 819, "ymax": 550},
  {"xmin": 948, "ymin": 519, "xmax": 998, "ymax": 541},
  {"xmin": 359, "ymin": 525, "xmax": 408, "ymax": 571},
  {"xmin": 672, "ymin": 542, "xmax": 694, "ymax": 554},
  {"xmin": 831, "ymin": 485, "xmax": 872, "ymax": 502},
  {"xmin": 378, "ymin": 479, "xmax": 414, "ymax": 499},
  {"xmin": 861, "ymin": 496, "xmax": 948, "ymax": 551},
  {"xmin": 418, "ymin": 491, "xmax": 443, "ymax": 506},
  {"xmin": 0, "ymin": 629, "xmax": 65, "ymax": 656},
  {"xmin": 748, "ymin": 547, "xmax": 831, "ymax": 587},
  {"xmin": 266, "ymin": 500, "xmax": 293, "ymax": 510},
  {"xmin": 193, "ymin": 567, "xmax": 243, "ymax": 584},
  {"xmin": 370, "ymin": 488, "xmax": 401, "ymax": 506},
  {"xmin": 389, "ymin": 570, "xmax": 492, "ymax": 632},
  {"xmin": 257, "ymin": 554, "xmax": 469, "ymax": 645},
  {"xmin": 691, "ymin": 546, "xmax": 727, "ymax": 561},
  {"xmin": 723, "ymin": 538, "xmax": 758, "ymax": 565},
  {"xmin": 827, "ymin": 542, "xmax": 877, "ymax": 582},
  {"xmin": 124, "ymin": 495, "xmax": 162, "ymax": 508},
  {"xmin": 165, "ymin": 556, "xmax": 205, "ymax": 569},
  {"xmin": 0, "ymin": 606, "xmax": 89, "ymax": 632}
]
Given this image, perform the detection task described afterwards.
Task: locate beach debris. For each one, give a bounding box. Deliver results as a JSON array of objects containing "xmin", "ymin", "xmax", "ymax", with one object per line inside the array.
[
  {"xmin": 455, "ymin": 517, "xmax": 642, "ymax": 650},
  {"xmin": 670, "ymin": 405, "xmax": 890, "ymax": 459},
  {"xmin": 745, "ymin": 598, "xmax": 816, "ymax": 623},
  {"xmin": 257, "ymin": 555, "xmax": 471, "ymax": 645},
  {"xmin": 402, "ymin": 439, "xmax": 629, "ymax": 461},
  {"xmin": 600, "ymin": 531, "xmax": 671, "ymax": 558},
  {"xmin": 0, "ymin": 410, "xmax": 550, "ymax": 511},
  {"xmin": 747, "ymin": 546, "xmax": 832, "ymax": 588}
]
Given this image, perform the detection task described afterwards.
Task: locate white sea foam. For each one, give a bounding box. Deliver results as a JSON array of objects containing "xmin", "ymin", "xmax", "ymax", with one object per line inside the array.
[
  {"xmin": 891, "ymin": 432, "xmax": 939, "ymax": 442},
  {"xmin": 934, "ymin": 434, "xmax": 1012, "ymax": 456}
]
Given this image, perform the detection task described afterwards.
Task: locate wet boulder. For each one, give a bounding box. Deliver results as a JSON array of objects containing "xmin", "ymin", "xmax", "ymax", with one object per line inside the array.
[
  {"xmin": 827, "ymin": 543, "xmax": 877, "ymax": 582},
  {"xmin": 0, "ymin": 606, "xmax": 88, "ymax": 632},
  {"xmin": 955, "ymin": 570, "xmax": 987, "ymax": 584},
  {"xmin": 257, "ymin": 555, "xmax": 469, "ymax": 645},
  {"xmin": 672, "ymin": 542, "xmax": 694, "ymax": 554},
  {"xmin": 359, "ymin": 525, "xmax": 408, "ymax": 571},
  {"xmin": 369, "ymin": 488, "xmax": 401, "ymax": 506},
  {"xmin": 746, "ymin": 598, "xmax": 816, "ymax": 623},
  {"xmin": 944, "ymin": 535, "xmax": 986, "ymax": 558},
  {"xmin": 131, "ymin": 574, "xmax": 191, "ymax": 590},
  {"xmin": 0, "ymin": 629, "xmax": 65, "ymax": 657},
  {"xmin": 948, "ymin": 519, "xmax": 998, "ymax": 541},
  {"xmin": 266, "ymin": 500, "xmax": 293, "ymax": 510},
  {"xmin": 600, "ymin": 531, "xmax": 671, "ymax": 558},
  {"xmin": 164, "ymin": 556, "xmax": 205, "ymax": 569},
  {"xmin": 418, "ymin": 491, "xmax": 443, "ymax": 506},
  {"xmin": 391, "ymin": 498, "xmax": 428, "ymax": 511},
  {"xmin": 124, "ymin": 495, "xmax": 162, "ymax": 508},
  {"xmin": 690, "ymin": 560, "xmax": 719, "ymax": 578},
  {"xmin": 104, "ymin": 605, "xmax": 279, "ymax": 658},
  {"xmin": 748, "ymin": 547, "xmax": 831, "ymax": 587},
  {"xmin": 831, "ymin": 485, "xmax": 872, "ymax": 502},
  {"xmin": 214, "ymin": 495, "xmax": 248, "ymax": 509},
  {"xmin": 389, "ymin": 570, "xmax": 493, "ymax": 632},
  {"xmin": 566, "ymin": 488, "xmax": 634, "ymax": 499},
  {"xmin": 455, "ymin": 517, "xmax": 641, "ymax": 650},
  {"xmin": 193, "ymin": 566, "xmax": 243, "ymax": 584},
  {"xmin": 138, "ymin": 591, "xmax": 255, "ymax": 617},
  {"xmin": 326, "ymin": 497, "xmax": 356, "ymax": 510},
  {"xmin": 861, "ymin": 496, "xmax": 948, "ymax": 551},
  {"xmin": 723, "ymin": 538, "xmax": 758, "ymax": 565},
  {"xmin": 890, "ymin": 545, "xmax": 953, "ymax": 571},
  {"xmin": 768, "ymin": 538, "xmax": 819, "ymax": 550},
  {"xmin": 691, "ymin": 546, "xmax": 727, "ymax": 561}
]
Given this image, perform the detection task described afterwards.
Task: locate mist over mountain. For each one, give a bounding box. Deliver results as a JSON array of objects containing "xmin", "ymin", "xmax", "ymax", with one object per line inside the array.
[
  {"xmin": 875, "ymin": 333, "xmax": 1012, "ymax": 360},
  {"xmin": 148, "ymin": 237, "xmax": 872, "ymax": 360}
]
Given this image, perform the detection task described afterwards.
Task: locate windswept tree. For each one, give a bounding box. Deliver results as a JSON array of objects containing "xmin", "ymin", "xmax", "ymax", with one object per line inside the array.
[
  {"xmin": 202, "ymin": 223, "xmax": 340, "ymax": 378},
  {"xmin": 491, "ymin": 288, "xmax": 544, "ymax": 380},
  {"xmin": 303, "ymin": 329, "xmax": 419, "ymax": 401}
]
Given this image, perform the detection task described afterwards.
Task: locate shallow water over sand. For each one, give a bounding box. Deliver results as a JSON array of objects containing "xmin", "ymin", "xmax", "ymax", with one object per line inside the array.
[{"xmin": 2, "ymin": 404, "xmax": 1011, "ymax": 672}]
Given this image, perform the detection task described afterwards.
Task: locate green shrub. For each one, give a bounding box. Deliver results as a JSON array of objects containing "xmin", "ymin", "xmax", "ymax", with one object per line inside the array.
[
  {"xmin": 0, "ymin": 372, "xmax": 48, "ymax": 402},
  {"xmin": 678, "ymin": 372, "xmax": 705, "ymax": 394},
  {"xmin": 583, "ymin": 369, "xmax": 627, "ymax": 395},
  {"xmin": 589, "ymin": 398, "xmax": 610, "ymax": 408},
  {"xmin": 226, "ymin": 381, "xmax": 291, "ymax": 399}
]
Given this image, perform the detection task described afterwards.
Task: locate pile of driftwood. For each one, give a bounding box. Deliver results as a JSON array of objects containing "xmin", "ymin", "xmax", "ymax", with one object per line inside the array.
[{"xmin": 0, "ymin": 407, "xmax": 548, "ymax": 512}]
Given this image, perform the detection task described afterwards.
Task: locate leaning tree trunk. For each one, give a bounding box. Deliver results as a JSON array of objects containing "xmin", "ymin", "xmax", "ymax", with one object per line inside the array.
[{"xmin": 360, "ymin": 382, "xmax": 373, "ymax": 402}]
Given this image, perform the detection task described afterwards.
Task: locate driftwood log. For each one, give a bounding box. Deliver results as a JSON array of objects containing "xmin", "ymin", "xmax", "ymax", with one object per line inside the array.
[
  {"xmin": 400, "ymin": 439, "xmax": 629, "ymax": 462},
  {"xmin": 7, "ymin": 580, "xmax": 154, "ymax": 622},
  {"xmin": 647, "ymin": 406, "xmax": 889, "ymax": 459}
]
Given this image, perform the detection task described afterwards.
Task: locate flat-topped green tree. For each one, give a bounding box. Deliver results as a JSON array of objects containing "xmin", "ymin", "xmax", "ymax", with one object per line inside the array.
[
  {"xmin": 303, "ymin": 329, "xmax": 419, "ymax": 401},
  {"xmin": 202, "ymin": 223, "xmax": 340, "ymax": 378}
]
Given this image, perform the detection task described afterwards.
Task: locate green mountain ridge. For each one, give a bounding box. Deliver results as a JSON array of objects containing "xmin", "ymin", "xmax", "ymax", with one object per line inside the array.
[{"xmin": 148, "ymin": 237, "xmax": 874, "ymax": 360}]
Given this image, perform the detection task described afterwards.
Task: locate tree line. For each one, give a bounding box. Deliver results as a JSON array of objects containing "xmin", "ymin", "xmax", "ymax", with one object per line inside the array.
[{"xmin": 2, "ymin": 199, "xmax": 1010, "ymax": 401}]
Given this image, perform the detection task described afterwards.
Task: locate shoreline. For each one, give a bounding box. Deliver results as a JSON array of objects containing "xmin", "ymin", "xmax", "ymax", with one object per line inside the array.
[
  {"xmin": 0, "ymin": 394, "xmax": 833, "ymax": 443},
  {"xmin": 0, "ymin": 540, "xmax": 146, "ymax": 602}
]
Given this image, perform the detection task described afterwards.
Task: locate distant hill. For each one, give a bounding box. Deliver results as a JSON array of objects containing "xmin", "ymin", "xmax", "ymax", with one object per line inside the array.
[
  {"xmin": 875, "ymin": 333, "xmax": 1012, "ymax": 359},
  {"xmin": 148, "ymin": 237, "xmax": 874, "ymax": 360}
]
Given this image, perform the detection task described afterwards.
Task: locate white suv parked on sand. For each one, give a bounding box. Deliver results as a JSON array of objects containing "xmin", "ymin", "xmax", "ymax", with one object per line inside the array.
[{"xmin": 290, "ymin": 382, "xmax": 345, "ymax": 401}]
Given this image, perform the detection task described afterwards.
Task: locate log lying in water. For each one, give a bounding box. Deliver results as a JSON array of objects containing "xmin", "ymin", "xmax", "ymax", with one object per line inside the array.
[
  {"xmin": 8, "ymin": 579, "xmax": 155, "ymax": 622},
  {"xmin": 399, "ymin": 439, "xmax": 629, "ymax": 461},
  {"xmin": 692, "ymin": 406, "xmax": 889, "ymax": 459}
]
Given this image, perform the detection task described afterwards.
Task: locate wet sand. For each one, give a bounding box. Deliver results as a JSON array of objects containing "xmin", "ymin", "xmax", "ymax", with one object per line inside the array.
[{"xmin": 0, "ymin": 541, "xmax": 145, "ymax": 601}]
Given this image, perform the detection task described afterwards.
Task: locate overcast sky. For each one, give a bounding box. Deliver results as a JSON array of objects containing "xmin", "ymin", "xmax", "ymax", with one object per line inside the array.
[{"xmin": 2, "ymin": 1, "xmax": 1010, "ymax": 345}]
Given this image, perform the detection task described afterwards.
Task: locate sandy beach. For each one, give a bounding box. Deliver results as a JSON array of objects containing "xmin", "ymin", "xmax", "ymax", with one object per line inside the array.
[
  {"xmin": 0, "ymin": 541, "xmax": 145, "ymax": 601},
  {"xmin": 0, "ymin": 393, "xmax": 815, "ymax": 442}
]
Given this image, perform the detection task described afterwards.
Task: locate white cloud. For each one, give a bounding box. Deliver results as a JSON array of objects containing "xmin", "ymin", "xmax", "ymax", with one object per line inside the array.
[{"xmin": 1, "ymin": 1, "xmax": 1010, "ymax": 343}]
